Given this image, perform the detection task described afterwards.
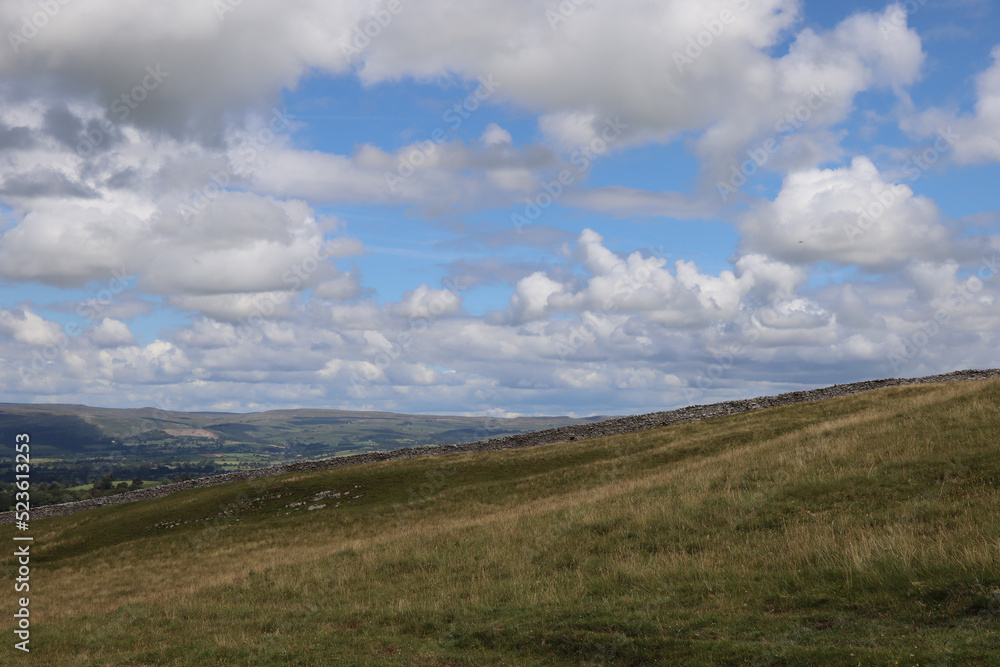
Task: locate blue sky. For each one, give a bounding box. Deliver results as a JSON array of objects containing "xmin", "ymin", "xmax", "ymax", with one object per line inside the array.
[{"xmin": 0, "ymin": 0, "xmax": 998, "ymax": 416}]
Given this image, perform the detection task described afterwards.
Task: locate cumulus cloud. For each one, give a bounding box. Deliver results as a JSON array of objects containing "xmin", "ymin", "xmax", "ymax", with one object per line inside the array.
[
  {"xmin": 0, "ymin": 0, "xmax": 997, "ymax": 417},
  {"xmin": 0, "ymin": 0, "xmax": 367, "ymax": 137},
  {"xmin": 0, "ymin": 186, "xmax": 364, "ymax": 317},
  {"xmin": 89, "ymin": 318, "xmax": 135, "ymax": 348},
  {"xmin": 504, "ymin": 229, "xmax": 764, "ymax": 327},
  {"xmin": 696, "ymin": 4, "xmax": 925, "ymax": 181},
  {"xmin": 356, "ymin": 0, "xmax": 797, "ymax": 137},
  {"xmin": 272, "ymin": 0, "xmax": 926, "ymax": 181},
  {"xmin": 3, "ymin": 235, "xmax": 999, "ymax": 415},
  {"xmin": 96, "ymin": 340, "xmax": 191, "ymax": 384},
  {"xmin": 167, "ymin": 293, "xmax": 299, "ymax": 324},
  {"xmin": 480, "ymin": 123, "xmax": 512, "ymax": 146},
  {"xmin": 508, "ymin": 272, "xmax": 566, "ymax": 322},
  {"xmin": 733, "ymin": 254, "xmax": 808, "ymax": 300},
  {"xmin": 739, "ymin": 157, "xmax": 954, "ymax": 269},
  {"xmin": 0, "ymin": 308, "xmax": 61, "ymax": 346},
  {"xmin": 902, "ymin": 45, "xmax": 1000, "ymax": 164},
  {"xmin": 393, "ymin": 285, "xmax": 463, "ymax": 320}
]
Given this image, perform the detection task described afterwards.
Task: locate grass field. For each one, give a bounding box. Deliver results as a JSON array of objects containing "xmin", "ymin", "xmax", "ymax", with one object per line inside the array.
[{"xmin": 3, "ymin": 379, "xmax": 1000, "ymax": 665}]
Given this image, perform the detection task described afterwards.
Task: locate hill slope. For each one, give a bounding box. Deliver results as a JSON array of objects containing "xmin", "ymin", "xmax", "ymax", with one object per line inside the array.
[{"xmin": 3, "ymin": 378, "xmax": 1000, "ymax": 664}]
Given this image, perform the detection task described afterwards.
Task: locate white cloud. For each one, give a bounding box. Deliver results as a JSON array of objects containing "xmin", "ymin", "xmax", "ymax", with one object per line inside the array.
[
  {"xmin": 167, "ymin": 293, "xmax": 298, "ymax": 324},
  {"xmin": 697, "ymin": 4, "xmax": 925, "ymax": 179},
  {"xmin": 0, "ymin": 0, "xmax": 365, "ymax": 136},
  {"xmin": 0, "ymin": 0, "xmax": 997, "ymax": 418},
  {"xmin": 96, "ymin": 340, "xmax": 191, "ymax": 383},
  {"xmin": 509, "ymin": 272, "xmax": 566, "ymax": 322},
  {"xmin": 739, "ymin": 157, "xmax": 953, "ymax": 269},
  {"xmin": 393, "ymin": 285, "xmax": 463, "ymax": 320},
  {"xmin": 89, "ymin": 318, "xmax": 135, "ymax": 348},
  {"xmin": 0, "ymin": 186, "xmax": 364, "ymax": 318},
  {"xmin": 0, "ymin": 308, "xmax": 61, "ymax": 346},
  {"xmin": 734, "ymin": 254, "xmax": 808, "ymax": 300},
  {"xmin": 902, "ymin": 45, "xmax": 1000, "ymax": 164},
  {"xmin": 0, "ymin": 203, "xmax": 148, "ymax": 287},
  {"xmin": 2, "ymin": 242, "xmax": 999, "ymax": 415},
  {"xmin": 480, "ymin": 123, "xmax": 512, "ymax": 146}
]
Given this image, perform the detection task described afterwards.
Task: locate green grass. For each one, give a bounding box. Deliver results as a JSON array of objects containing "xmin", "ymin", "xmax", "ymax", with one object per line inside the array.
[{"xmin": 3, "ymin": 380, "xmax": 1000, "ymax": 665}]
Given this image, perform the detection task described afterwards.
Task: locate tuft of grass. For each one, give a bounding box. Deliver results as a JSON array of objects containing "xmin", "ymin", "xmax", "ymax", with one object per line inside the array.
[{"xmin": 3, "ymin": 379, "xmax": 1000, "ymax": 664}]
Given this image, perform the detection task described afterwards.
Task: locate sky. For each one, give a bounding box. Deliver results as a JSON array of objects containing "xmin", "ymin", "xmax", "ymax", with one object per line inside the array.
[{"xmin": 0, "ymin": 0, "xmax": 998, "ymax": 417}]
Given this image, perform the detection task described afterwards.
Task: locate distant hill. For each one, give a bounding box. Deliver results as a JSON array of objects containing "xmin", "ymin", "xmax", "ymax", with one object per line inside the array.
[
  {"xmin": 0, "ymin": 402, "xmax": 602, "ymax": 460},
  {"xmin": 3, "ymin": 375, "xmax": 999, "ymax": 664}
]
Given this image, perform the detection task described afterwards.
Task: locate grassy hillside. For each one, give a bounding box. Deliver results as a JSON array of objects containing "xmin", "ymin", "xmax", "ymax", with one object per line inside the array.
[
  {"xmin": 0, "ymin": 404, "xmax": 600, "ymax": 507},
  {"xmin": 3, "ymin": 379, "xmax": 1000, "ymax": 665}
]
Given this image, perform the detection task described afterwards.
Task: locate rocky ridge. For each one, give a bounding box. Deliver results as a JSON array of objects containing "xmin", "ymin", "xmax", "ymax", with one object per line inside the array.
[{"xmin": 4, "ymin": 368, "xmax": 998, "ymax": 524}]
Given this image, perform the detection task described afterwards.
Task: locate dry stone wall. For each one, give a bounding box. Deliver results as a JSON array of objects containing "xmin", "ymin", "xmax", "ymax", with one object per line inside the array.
[{"xmin": 4, "ymin": 368, "xmax": 999, "ymax": 524}]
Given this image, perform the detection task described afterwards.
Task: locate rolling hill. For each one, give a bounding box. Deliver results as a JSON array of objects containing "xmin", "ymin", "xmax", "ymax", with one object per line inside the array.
[
  {"xmin": 0, "ymin": 403, "xmax": 602, "ymax": 459},
  {"xmin": 3, "ymin": 377, "xmax": 1000, "ymax": 664}
]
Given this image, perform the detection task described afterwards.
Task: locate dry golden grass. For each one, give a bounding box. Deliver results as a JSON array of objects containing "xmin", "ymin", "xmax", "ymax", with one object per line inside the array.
[{"xmin": 3, "ymin": 379, "xmax": 1000, "ymax": 664}]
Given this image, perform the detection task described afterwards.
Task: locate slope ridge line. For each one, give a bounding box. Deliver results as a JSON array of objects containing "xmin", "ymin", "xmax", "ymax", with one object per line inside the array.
[{"xmin": 4, "ymin": 368, "xmax": 998, "ymax": 524}]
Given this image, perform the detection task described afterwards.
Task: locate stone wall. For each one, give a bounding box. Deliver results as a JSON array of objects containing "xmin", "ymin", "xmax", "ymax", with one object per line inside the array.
[{"xmin": 4, "ymin": 368, "xmax": 998, "ymax": 524}]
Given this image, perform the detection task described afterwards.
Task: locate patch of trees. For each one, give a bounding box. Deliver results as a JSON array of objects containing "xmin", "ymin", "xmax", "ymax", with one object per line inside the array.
[
  {"xmin": 0, "ymin": 413, "xmax": 115, "ymax": 454},
  {"xmin": 0, "ymin": 481, "xmax": 90, "ymax": 508},
  {"xmin": 0, "ymin": 460, "xmax": 216, "ymax": 487},
  {"xmin": 0, "ymin": 459, "xmax": 222, "ymax": 510}
]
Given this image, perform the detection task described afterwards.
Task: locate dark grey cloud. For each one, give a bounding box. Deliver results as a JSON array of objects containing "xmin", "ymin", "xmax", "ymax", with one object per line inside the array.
[
  {"xmin": 0, "ymin": 169, "xmax": 99, "ymax": 199},
  {"xmin": 43, "ymin": 105, "xmax": 84, "ymax": 147},
  {"xmin": 0, "ymin": 121, "xmax": 33, "ymax": 150},
  {"xmin": 104, "ymin": 167, "xmax": 139, "ymax": 190},
  {"xmin": 42, "ymin": 105, "xmax": 124, "ymax": 154}
]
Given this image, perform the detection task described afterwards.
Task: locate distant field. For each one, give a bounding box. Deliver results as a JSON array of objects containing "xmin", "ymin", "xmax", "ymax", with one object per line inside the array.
[
  {"xmin": 0, "ymin": 404, "xmax": 601, "ymax": 507},
  {"xmin": 163, "ymin": 429, "xmax": 219, "ymax": 439},
  {"xmin": 0, "ymin": 403, "xmax": 600, "ymax": 462},
  {"xmin": 2, "ymin": 379, "xmax": 999, "ymax": 664}
]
